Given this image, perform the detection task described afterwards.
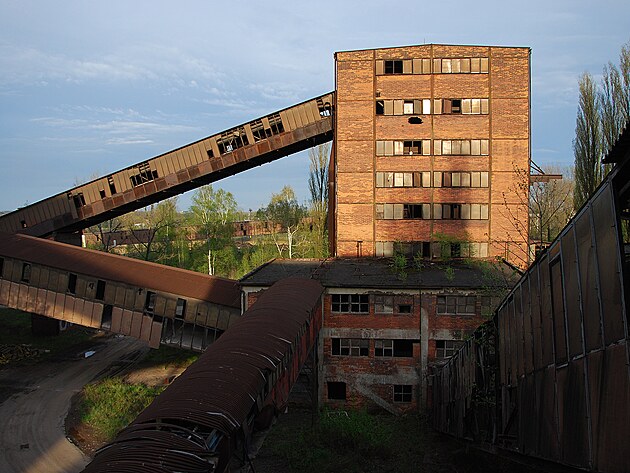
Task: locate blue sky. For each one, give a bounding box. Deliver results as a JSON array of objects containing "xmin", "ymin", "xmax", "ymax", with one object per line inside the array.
[{"xmin": 0, "ymin": 0, "xmax": 628, "ymax": 213}]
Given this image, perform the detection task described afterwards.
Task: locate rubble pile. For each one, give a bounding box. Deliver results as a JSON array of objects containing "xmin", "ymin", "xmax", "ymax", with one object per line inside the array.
[{"xmin": 0, "ymin": 344, "xmax": 48, "ymax": 365}]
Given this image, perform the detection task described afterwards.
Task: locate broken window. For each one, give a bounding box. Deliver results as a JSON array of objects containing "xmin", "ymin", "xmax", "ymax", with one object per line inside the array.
[
  {"xmin": 384, "ymin": 60, "xmax": 403, "ymax": 74},
  {"xmin": 0, "ymin": 257, "xmax": 4, "ymax": 278},
  {"xmin": 21, "ymin": 263, "xmax": 31, "ymax": 283},
  {"xmin": 144, "ymin": 291, "xmax": 156, "ymax": 313},
  {"xmin": 99, "ymin": 189, "xmax": 106, "ymax": 199},
  {"xmin": 398, "ymin": 304, "xmax": 412, "ymax": 314},
  {"xmin": 268, "ymin": 114, "xmax": 284, "ymax": 135},
  {"xmin": 69, "ymin": 192, "xmax": 86, "ymax": 209},
  {"xmin": 175, "ymin": 298, "xmax": 186, "ymax": 319},
  {"xmin": 403, "ymin": 140, "xmax": 421, "ymax": 155},
  {"xmin": 250, "ymin": 119, "xmax": 271, "ymax": 142},
  {"xmin": 374, "ymin": 295, "xmax": 394, "ymax": 314},
  {"xmin": 435, "ymin": 340, "xmax": 465, "ymax": 359},
  {"xmin": 375, "ymin": 340, "xmax": 414, "ymax": 357},
  {"xmin": 101, "ymin": 305, "xmax": 113, "ymax": 330},
  {"xmin": 375, "ymin": 339, "xmax": 394, "ymax": 357},
  {"xmin": 67, "ymin": 273, "xmax": 77, "ymax": 294},
  {"xmin": 130, "ymin": 162, "xmax": 158, "ymax": 187},
  {"xmin": 331, "ymin": 294, "xmax": 369, "ymax": 313},
  {"xmin": 216, "ymin": 126, "xmax": 250, "ymax": 154},
  {"xmin": 107, "ymin": 176, "xmax": 117, "ymax": 195},
  {"xmin": 437, "ymin": 295, "xmax": 476, "ymax": 315},
  {"xmin": 327, "ymin": 381, "xmax": 347, "ymax": 400},
  {"xmin": 95, "ymin": 280, "xmax": 106, "ymax": 301},
  {"xmin": 393, "ymin": 384, "xmax": 413, "ymax": 403},
  {"xmin": 317, "ymin": 97, "xmax": 332, "ymax": 117},
  {"xmin": 332, "ymin": 338, "xmax": 369, "ymax": 356}
]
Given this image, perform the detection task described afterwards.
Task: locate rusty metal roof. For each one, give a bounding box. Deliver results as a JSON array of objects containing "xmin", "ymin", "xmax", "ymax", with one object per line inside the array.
[
  {"xmin": 82, "ymin": 277, "xmax": 324, "ymax": 473},
  {"xmin": 0, "ymin": 232, "xmax": 240, "ymax": 308},
  {"xmin": 240, "ymin": 257, "xmax": 519, "ymax": 290}
]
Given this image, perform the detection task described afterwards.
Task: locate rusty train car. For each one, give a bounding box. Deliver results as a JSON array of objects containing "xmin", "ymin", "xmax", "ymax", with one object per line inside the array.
[
  {"xmin": 0, "ymin": 93, "xmax": 334, "ymax": 239},
  {"xmin": 0, "ymin": 232, "xmax": 241, "ymax": 350},
  {"xmin": 81, "ymin": 278, "xmax": 324, "ymax": 473},
  {"xmin": 431, "ymin": 125, "xmax": 630, "ymax": 473}
]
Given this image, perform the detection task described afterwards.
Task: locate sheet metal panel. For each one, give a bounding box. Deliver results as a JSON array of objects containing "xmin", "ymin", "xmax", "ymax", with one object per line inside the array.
[
  {"xmin": 140, "ymin": 314, "xmax": 152, "ymax": 343},
  {"xmin": 121, "ymin": 309, "xmax": 133, "ymax": 335},
  {"xmin": 550, "ymin": 257, "xmax": 568, "ymax": 364},
  {"xmin": 514, "ymin": 287, "xmax": 524, "ymax": 378},
  {"xmin": 111, "ymin": 307, "xmax": 123, "ymax": 333},
  {"xmin": 91, "ymin": 302, "xmax": 103, "ymax": 328},
  {"xmin": 149, "ymin": 320, "xmax": 162, "ymax": 348},
  {"xmin": 536, "ymin": 366, "xmax": 560, "ymax": 460},
  {"xmin": 594, "ymin": 343, "xmax": 630, "ymax": 473},
  {"xmin": 35, "ymin": 288, "xmax": 47, "ymax": 315},
  {"xmin": 26, "ymin": 286, "xmax": 38, "ymax": 312},
  {"xmin": 130, "ymin": 311, "xmax": 143, "ymax": 338},
  {"xmin": 521, "ymin": 278, "xmax": 534, "ymax": 375},
  {"xmin": 43, "ymin": 290, "xmax": 56, "ymax": 317},
  {"xmin": 559, "ymin": 360, "xmax": 589, "ymax": 468},
  {"xmin": 53, "ymin": 292, "xmax": 65, "ymax": 319},
  {"xmin": 0, "ymin": 280, "xmax": 10, "ymax": 306},
  {"xmin": 585, "ymin": 350, "xmax": 603, "ymax": 470},
  {"xmin": 560, "ymin": 227, "xmax": 584, "ymax": 358},
  {"xmin": 17, "ymin": 284, "xmax": 29, "ymax": 312},
  {"xmin": 591, "ymin": 186, "xmax": 624, "ymax": 344}
]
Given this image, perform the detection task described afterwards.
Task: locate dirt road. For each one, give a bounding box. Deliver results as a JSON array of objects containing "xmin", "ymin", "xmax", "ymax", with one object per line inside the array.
[{"xmin": 0, "ymin": 336, "xmax": 147, "ymax": 473}]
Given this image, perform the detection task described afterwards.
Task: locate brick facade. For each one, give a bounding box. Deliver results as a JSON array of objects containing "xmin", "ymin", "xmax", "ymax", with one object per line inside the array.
[{"xmin": 334, "ymin": 44, "xmax": 530, "ymax": 268}]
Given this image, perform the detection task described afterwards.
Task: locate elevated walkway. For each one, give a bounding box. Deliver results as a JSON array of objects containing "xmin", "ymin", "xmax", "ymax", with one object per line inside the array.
[
  {"xmin": 0, "ymin": 93, "xmax": 334, "ymax": 237},
  {"xmin": 0, "ymin": 233, "xmax": 241, "ymax": 350}
]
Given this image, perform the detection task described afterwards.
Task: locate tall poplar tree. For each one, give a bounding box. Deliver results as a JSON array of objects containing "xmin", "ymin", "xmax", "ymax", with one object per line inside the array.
[{"xmin": 573, "ymin": 72, "xmax": 602, "ymax": 210}]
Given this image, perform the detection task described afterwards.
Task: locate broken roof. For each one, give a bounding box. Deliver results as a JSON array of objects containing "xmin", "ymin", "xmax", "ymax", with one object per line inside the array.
[{"xmin": 240, "ymin": 257, "xmax": 519, "ymax": 290}]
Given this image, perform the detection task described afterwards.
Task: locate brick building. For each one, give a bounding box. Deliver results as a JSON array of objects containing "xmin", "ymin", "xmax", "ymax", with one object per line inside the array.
[
  {"xmin": 240, "ymin": 258, "xmax": 515, "ymax": 413},
  {"xmin": 331, "ymin": 44, "xmax": 531, "ymax": 268}
]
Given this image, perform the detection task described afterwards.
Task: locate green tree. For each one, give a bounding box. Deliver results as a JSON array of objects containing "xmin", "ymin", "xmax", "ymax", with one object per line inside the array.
[
  {"xmin": 600, "ymin": 41, "xmax": 630, "ymax": 156},
  {"xmin": 573, "ymin": 72, "xmax": 602, "ymax": 210},
  {"xmin": 189, "ymin": 185, "xmax": 238, "ymax": 276},
  {"xmin": 257, "ymin": 186, "xmax": 306, "ymax": 259}
]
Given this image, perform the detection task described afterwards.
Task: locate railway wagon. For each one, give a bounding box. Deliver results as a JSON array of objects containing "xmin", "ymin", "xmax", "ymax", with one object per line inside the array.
[
  {"xmin": 81, "ymin": 277, "xmax": 324, "ymax": 473},
  {"xmin": 432, "ymin": 125, "xmax": 630, "ymax": 473},
  {"xmin": 0, "ymin": 93, "xmax": 334, "ymax": 238}
]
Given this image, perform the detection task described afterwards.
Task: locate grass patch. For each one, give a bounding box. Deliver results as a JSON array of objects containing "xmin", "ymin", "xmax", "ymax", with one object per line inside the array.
[
  {"xmin": 140, "ymin": 344, "xmax": 198, "ymax": 367},
  {"xmin": 80, "ymin": 377, "xmax": 164, "ymax": 440},
  {"xmin": 269, "ymin": 410, "xmax": 420, "ymax": 473},
  {"xmin": 0, "ymin": 308, "xmax": 96, "ymax": 364}
]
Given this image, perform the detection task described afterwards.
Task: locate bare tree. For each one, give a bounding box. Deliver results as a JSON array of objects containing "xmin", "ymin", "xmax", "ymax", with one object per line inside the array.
[
  {"xmin": 122, "ymin": 198, "xmax": 180, "ymax": 262},
  {"xmin": 308, "ymin": 143, "xmax": 330, "ymax": 215},
  {"xmin": 529, "ymin": 166, "xmax": 574, "ymax": 246},
  {"xmin": 85, "ymin": 217, "xmax": 123, "ymax": 252},
  {"xmin": 574, "ymin": 72, "xmax": 602, "ymax": 210}
]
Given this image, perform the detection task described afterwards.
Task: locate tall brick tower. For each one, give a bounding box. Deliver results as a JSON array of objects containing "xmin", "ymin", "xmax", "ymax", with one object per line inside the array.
[{"xmin": 332, "ymin": 44, "xmax": 530, "ymax": 267}]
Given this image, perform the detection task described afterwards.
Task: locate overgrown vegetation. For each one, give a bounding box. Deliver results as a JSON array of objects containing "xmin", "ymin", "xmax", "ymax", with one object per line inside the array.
[
  {"xmin": 79, "ymin": 377, "xmax": 164, "ymax": 439},
  {"xmin": 269, "ymin": 410, "xmax": 408, "ymax": 472}
]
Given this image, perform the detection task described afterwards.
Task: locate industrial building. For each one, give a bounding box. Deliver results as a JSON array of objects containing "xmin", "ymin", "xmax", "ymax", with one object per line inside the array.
[
  {"xmin": 332, "ymin": 44, "xmax": 531, "ymax": 268},
  {"xmin": 240, "ymin": 257, "xmax": 516, "ymax": 413}
]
